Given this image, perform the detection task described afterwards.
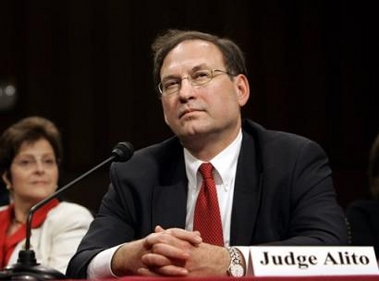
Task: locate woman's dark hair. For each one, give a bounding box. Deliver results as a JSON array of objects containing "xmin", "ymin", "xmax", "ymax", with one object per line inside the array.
[{"xmin": 0, "ymin": 116, "xmax": 62, "ymax": 187}]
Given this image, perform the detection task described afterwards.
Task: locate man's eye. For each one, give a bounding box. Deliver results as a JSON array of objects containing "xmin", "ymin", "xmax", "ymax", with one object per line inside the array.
[
  {"xmin": 193, "ymin": 71, "xmax": 211, "ymax": 81},
  {"xmin": 163, "ymin": 80, "xmax": 180, "ymax": 90}
]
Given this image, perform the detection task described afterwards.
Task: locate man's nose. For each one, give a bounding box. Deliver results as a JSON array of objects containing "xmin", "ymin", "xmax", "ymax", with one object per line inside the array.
[{"xmin": 178, "ymin": 77, "xmax": 194, "ymax": 99}]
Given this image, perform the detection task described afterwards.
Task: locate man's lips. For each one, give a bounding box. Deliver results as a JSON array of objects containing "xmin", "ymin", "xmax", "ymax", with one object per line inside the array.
[{"xmin": 178, "ymin": 108, "xmax": 202, "ymax": 118}]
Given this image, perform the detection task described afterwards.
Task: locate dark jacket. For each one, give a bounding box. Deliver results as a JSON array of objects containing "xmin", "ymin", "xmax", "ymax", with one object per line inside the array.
[
  {"xmin": 346, "ymin": 199, "xmax": 379, "ymax": 258},
  {"xmin": 66, "ymin": 119, "xmax": 348, "ymax": 278}
]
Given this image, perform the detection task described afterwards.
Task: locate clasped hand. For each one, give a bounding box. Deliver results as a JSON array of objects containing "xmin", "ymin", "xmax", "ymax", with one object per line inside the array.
[{"xmin": 111, "ymin": 225, "xmax": 230, "ymax": 277}]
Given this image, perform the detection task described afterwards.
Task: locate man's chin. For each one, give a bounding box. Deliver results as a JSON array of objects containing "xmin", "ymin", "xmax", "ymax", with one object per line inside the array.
[{"xmin": 178, "ymin": 128, "xmax": 210, "ymax": 142}]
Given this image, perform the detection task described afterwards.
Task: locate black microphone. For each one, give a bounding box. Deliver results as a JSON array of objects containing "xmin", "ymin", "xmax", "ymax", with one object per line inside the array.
[{"xmin": 0, "ymin": 142, "xmax": 134, "ymax": 280}]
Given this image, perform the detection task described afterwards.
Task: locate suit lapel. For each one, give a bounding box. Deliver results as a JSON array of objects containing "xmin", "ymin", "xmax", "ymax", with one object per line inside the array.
[
  {"xmin": 152, "ymin": 181, "xmax": 188, "ymax": 229},
  {"xmin": 152, "ymin": 150, "xmax": 188, "ymax": 229},
  {"xmin": 230, "ymin": 130, "xmax": 262, "ymax": 245}
]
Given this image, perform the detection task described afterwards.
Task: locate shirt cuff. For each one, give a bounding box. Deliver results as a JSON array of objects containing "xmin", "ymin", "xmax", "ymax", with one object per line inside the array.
[{"xmin": 87, "ymin": 244, "xmax": 123, "ymax": 279}]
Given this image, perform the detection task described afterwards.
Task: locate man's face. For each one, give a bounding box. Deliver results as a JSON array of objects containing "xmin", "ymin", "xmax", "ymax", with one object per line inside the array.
[{"xmin": 159, "ymin": 39, "xmax": 249, "ymax": 148}]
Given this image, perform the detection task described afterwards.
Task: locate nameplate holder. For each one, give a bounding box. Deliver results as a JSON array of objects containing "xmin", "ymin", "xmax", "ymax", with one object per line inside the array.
[{"xmin": 250, "ymin": 246, "xmax": 379, "ymax": 276}]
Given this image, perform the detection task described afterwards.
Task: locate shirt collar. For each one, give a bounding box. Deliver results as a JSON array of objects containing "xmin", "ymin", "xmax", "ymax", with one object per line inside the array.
[{"xmin": 184, "ymin": 129, "xmax": 242, "ymax": 191}]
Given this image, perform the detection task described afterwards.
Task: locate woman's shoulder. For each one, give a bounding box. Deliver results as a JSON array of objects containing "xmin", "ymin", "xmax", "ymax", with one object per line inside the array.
[
  {"xmin": 41, "ymin": 201, "xmax": 93, "ymax": 237},
  {"xmin": 0, "ymin": 205, "xmax": 9, "ymax": 212},
  {"xmin": 48, "ymin": 201, "xmax": 93, "ymax": 219}
]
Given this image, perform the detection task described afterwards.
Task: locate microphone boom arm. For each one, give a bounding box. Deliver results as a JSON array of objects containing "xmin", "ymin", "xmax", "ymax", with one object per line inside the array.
[
  {"xmin": 1, "ymin": 141, "xmax": 133, "ymax": 280},
  {"xmin": 24, "ymin": 155, "xmax": 116, "ymax": 251}
]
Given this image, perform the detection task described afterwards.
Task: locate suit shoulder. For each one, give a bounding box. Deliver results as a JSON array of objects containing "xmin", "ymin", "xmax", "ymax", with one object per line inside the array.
[
  {"xmin": 118, "ymin": 136, "xmax": 181, "ymax": 163},
  {"xmin": 243, "ymin": 119, "xmax": 320, "ymax": 150}
]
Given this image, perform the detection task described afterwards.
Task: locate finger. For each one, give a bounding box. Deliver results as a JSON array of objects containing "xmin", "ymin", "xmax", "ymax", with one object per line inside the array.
[
  {"xmin": 141, "ymin": 253, "xmax": 173, "ymax": 267},
  {"xmin": 137, "ymin": 268, "xmax": 160, "ymax": 276},
  {"xmin": 155, "ymin": 225, "xmax": 165, "ymax": 233},
  {"xmin": 163, "ymin": 228, "xmax": 202, "ymax": 244},
  {"xmin": 145, "ymin": 229, "xmax": 201, "ymax": 253},
  {"xmin": 150, "ymin": 243, "xmax": 190, "ymax": 260},
  {"xmin": 146, "ymin": 230, "xmax": 197, "ymax": 247},
  {"xmin": 138, "ymin": 266, "xmax": 188, "ymax": 277},
  {"xmin": 154, "ymin": 265, "xmax": 189, "ymax": 276}
]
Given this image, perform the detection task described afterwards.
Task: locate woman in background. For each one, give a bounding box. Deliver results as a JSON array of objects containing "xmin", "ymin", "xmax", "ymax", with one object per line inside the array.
[
  {"xmin": 0, "ymin": 116, "xmax": 93, "ymax": 274},
  {"xmin": 346, "ymin": 133, "xmax": 379, "ymax": 260}
]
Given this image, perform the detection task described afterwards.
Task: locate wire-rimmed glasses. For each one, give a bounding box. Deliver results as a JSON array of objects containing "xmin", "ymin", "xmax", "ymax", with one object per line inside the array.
[{"xmin": 158, "ymin": 69, "xmax": 233, "ymax": 97}]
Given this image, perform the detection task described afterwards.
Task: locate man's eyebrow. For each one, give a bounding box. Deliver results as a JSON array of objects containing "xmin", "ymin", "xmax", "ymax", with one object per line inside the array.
[{"xmin": 161, "ymin": 64, "xmax": 211, "ymax": 81}]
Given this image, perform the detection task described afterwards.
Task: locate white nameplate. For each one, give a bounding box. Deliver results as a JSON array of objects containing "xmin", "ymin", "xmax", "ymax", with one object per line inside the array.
[{"xmin": 250, "ymin": 246, "xmax": 379, "ymax": 276}]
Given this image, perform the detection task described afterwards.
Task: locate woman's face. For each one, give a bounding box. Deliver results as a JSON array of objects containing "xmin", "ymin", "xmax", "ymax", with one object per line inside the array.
[{"xmin": 3, "ymin": 138, "xmax": 59, "ymax": 205}]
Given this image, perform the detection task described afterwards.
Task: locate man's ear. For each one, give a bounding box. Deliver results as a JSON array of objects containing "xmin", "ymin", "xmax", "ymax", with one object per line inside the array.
[
  {"xmin": 163, "ymin": 112, "xmax": 169, "ymax": 126},
  {"xmin": 235, "ymin": 74, "xmax": 250, "ymax": 106}
]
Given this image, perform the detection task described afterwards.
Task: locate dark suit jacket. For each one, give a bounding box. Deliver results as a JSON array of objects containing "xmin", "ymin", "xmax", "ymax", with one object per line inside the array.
[
  {"xmin": 346, "ymin": 199, "xmax": 379, "ymax": 258},
  {"xmin": 66, "ymin": 119, "xmax": 348, "ymax": 278}
]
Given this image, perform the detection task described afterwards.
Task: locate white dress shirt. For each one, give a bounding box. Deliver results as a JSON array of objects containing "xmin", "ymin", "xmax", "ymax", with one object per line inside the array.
[{"xmin": 184, "ymin": 129, "xmax": 242, "ymax": 246}]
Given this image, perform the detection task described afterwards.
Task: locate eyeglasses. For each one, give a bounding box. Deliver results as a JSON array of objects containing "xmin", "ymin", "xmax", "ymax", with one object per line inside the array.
[{"xmin": 158, "ymin": 69, "xmax": 233, "ymax": 97}]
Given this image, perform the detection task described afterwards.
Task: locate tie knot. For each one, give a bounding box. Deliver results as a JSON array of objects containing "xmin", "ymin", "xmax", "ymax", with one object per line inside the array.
[{"xmin": 199, "ymin": 163, "xmax": 214, "ymax": 180}]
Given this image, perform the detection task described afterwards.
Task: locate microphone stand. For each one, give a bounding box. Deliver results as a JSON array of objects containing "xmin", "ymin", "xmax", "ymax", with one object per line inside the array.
[{"xmin": 0, "ymin": 142, "xmax": 134, "ymax": 280}]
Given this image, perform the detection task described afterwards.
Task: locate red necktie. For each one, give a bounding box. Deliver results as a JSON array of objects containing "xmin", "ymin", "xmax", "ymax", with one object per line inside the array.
[{"xmin": 193, "ymin": 163, "xmax": 224, "ymax": 246}]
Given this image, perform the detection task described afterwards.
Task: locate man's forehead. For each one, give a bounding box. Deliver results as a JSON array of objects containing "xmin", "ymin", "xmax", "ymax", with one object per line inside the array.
[{"xmin": 161, "ymin": 40, "xmax": 223, "ymax": 73}]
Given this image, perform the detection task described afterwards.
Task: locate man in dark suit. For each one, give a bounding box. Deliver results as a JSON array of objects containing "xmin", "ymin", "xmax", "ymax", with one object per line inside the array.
[
  {"xmin": 346, "ymin": 133, "xmax": 379, "ymax": 260},
  {"xmin": 66, "ymin": 29, "xmax": 348, "ymax": 279}
]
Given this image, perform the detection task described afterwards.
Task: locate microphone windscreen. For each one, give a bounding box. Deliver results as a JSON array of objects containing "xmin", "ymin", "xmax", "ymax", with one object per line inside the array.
[{"xmin": 112, "ymin": 141, "xmax": 134, "ymax": 162}]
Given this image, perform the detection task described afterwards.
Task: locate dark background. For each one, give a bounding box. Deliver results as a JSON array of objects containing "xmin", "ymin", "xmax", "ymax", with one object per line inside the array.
[{"xmin": 0, "ymin": 0, "xmax": 378, "ymax": 213}]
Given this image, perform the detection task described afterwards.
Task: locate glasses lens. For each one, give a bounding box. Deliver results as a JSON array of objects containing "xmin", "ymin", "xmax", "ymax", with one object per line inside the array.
[
  {"xmin": 158, "ymin": 69, "xmax": 228, "ymax": 96},
  {"xmin": 160, "ymin": 79, "xmax": 180, "ymax": 96},
  {"xmin": 190, "ymin": 70, "xmax": 213, "ymax": 86}
]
